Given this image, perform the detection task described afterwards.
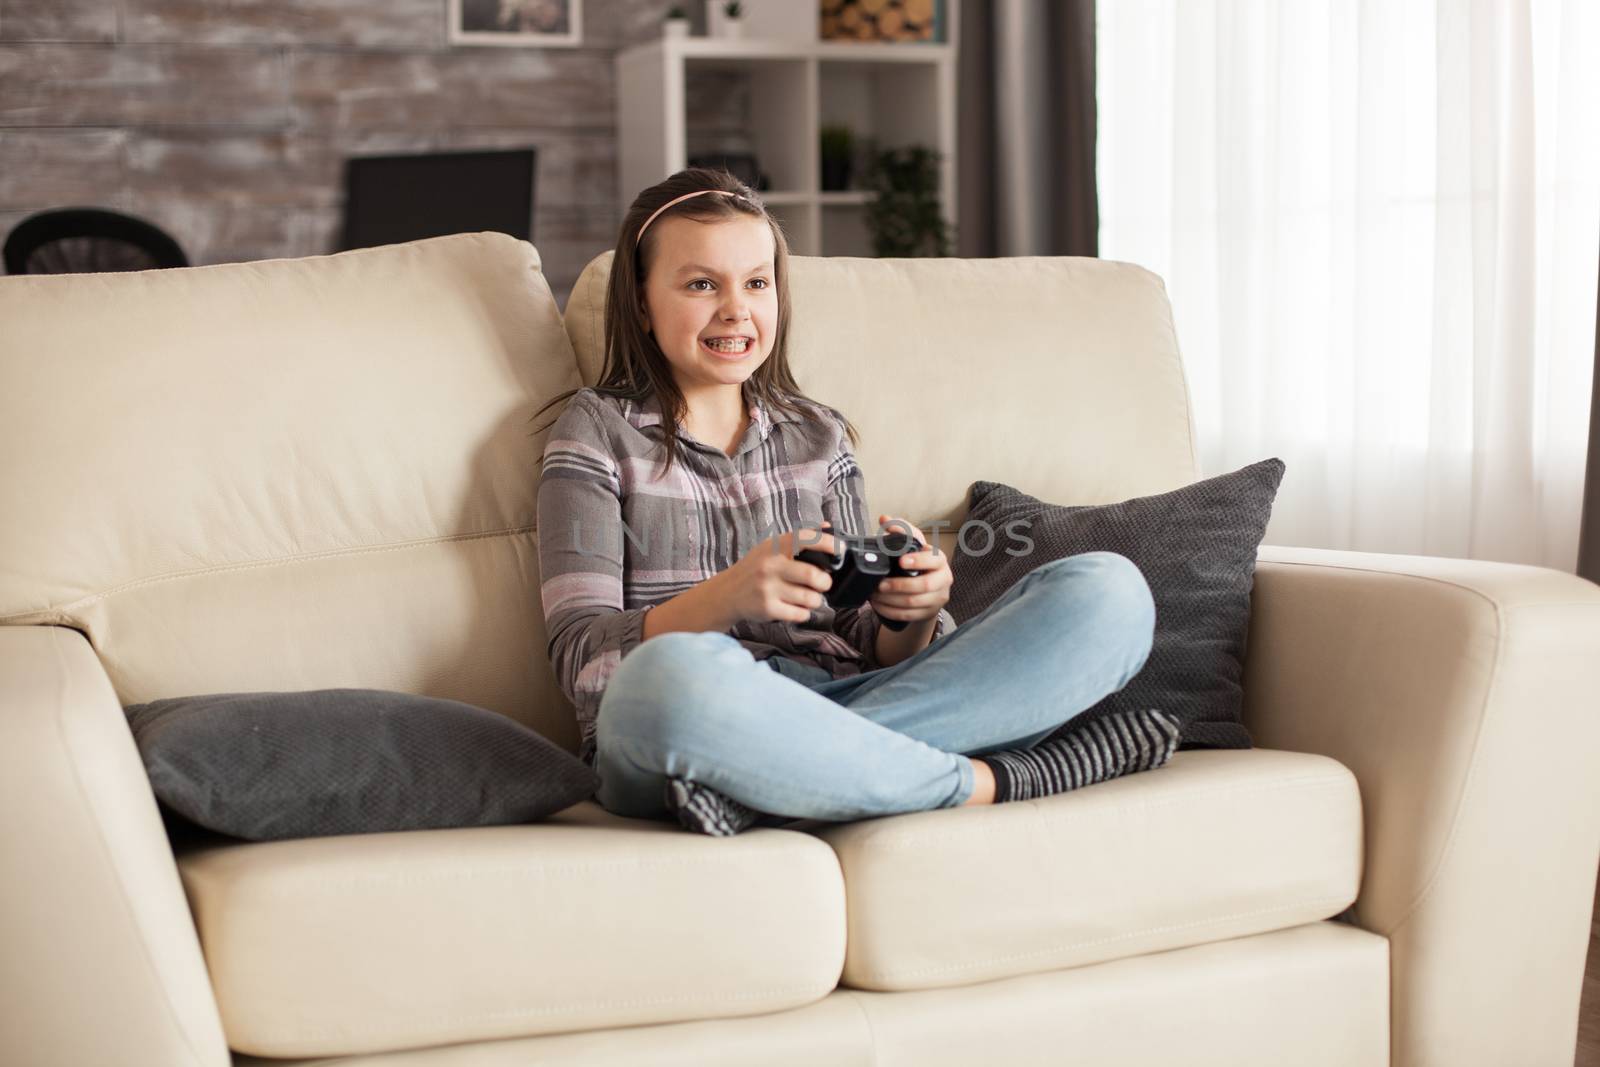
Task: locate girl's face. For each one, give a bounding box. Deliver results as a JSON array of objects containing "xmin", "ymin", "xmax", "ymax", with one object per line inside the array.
[{"xmin": 639, "ymin": 214, "xmax": 778, "ymax": 397}]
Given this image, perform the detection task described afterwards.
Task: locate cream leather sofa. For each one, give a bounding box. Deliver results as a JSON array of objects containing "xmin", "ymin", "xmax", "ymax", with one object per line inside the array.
[{"xmin": 3, "ymin": 232, "xmax": 1598, "ymax": 1067}]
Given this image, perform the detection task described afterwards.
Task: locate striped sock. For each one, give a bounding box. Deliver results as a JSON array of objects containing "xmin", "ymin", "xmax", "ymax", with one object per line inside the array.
[
  {"xmin": 663, "ymin": 777, "xmax": 765, "ymax": 837},
  {"xmin": 982, "ymin": 709, "xmax": 1182, "ymax": 803}
]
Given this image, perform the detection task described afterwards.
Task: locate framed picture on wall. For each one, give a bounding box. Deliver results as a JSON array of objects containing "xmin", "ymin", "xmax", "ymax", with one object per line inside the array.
[{"xmin": 448, "ymin": 0, "xmax": 583, "ymax": 47}]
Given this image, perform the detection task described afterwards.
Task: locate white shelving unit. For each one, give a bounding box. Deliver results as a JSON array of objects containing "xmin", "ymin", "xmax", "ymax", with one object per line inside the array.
[{"xmin": 615, "ymin": 22, "xmax": 958, "ymax": 257}]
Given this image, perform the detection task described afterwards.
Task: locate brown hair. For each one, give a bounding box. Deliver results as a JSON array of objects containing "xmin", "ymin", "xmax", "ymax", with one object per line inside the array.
[{"xmin": 528, "ymin": 167, "xmax": 860, "ymax": 480}]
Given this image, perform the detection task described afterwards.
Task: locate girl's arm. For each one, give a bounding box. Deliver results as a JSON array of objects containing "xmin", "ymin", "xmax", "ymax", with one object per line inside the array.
[
  {"xmin": 821, "ymin": 419, "xmax": 955, "ymax": 668},
  {"xmin": 536, "ymin": 395, "xmax": 658, "ymax": 761},
  {"xmin": 640, "ymin": 577, "xmax": 738, "ymax": 640},
  {"xmin": 868, "ymin": 512, "xmax": 957, "ymax": 668},
  {"xmin": 874, "ymin": 610, "xmax": 941, "ymax": 669}
]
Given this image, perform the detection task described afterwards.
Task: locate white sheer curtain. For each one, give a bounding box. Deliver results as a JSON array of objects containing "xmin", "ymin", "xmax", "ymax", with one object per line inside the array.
[{"xmin": 1097, "ymin": 0, "xmax": 1600, "ymax": 570}]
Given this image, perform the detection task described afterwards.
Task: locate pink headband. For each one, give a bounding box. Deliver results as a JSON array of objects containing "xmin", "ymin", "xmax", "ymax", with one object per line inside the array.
[{"xmin": 636, "ymin": 188, "xmax": 745, "ymax": 243}]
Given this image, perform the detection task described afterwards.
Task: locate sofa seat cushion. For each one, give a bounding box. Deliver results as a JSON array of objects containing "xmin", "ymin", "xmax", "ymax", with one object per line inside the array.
[
  {"xmin": 175, "ymin": 803, "xmax": 847, "ymax": 1060},
  {"xmin": 814, "ymin": 748, "xmax": 1361, "ymax": 991}
]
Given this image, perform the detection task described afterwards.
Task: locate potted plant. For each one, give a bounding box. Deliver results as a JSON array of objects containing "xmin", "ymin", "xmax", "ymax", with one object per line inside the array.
[
  {"xmin": 709, "ymin": 0, "xmax": 744, "ymax": 39},
  {"xmin": 662, "ymin": 5, "xmax": 690, "ymax": 37},
  {"xmin": 820, "ymin": 125, "xmax": 855, "ymax": 191},
  {"xmin": 861, "ymin": 144, "xmax": 955, "ymax": 257}
]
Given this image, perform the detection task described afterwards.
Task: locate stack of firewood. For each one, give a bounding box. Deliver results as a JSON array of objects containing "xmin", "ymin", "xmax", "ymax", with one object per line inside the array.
[{"xmin": 819, "ymin": 0, "xmax": 940, "ymax": 42}]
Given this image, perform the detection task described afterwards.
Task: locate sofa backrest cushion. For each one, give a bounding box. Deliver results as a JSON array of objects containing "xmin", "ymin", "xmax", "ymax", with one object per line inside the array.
[
  {"xmin": 563, "ymin": 250, "xmax": 1203, "ymax": 539},
  {"xmin": 0, "ymin": 233, "xmax": 585, "ymax": 748}
]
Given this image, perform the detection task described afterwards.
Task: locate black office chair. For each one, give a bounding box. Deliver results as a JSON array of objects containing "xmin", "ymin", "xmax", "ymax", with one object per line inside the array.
[{"xmin": 3, "ymin": 208, "xmax": 189, "ymax": 275}]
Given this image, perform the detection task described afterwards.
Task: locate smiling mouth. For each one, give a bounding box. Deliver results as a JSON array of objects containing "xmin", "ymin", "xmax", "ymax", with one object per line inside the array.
[{"xmin": 702, "ymin": 337, "xmax": 752, "ymax": 356}]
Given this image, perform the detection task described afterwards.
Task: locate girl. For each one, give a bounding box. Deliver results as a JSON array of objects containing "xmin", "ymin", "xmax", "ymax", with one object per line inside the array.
[{"xmin": 532, "ymin": 168, "xmax": 1178, "ymax": 836}]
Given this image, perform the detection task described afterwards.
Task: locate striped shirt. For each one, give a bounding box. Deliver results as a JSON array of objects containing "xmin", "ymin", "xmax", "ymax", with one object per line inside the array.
[{"xmin": 537, "ymin": 387, "xmax": 956, "ymax": 768}]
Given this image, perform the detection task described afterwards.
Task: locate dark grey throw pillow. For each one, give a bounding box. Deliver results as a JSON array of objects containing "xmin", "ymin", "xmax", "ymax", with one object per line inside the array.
[
  {"xmin": 947, "ymin": 459, "xmax": 1286, "ymax": 750},
  {"xmin": 123, "ymin": 688, "xmax": 599, "ymax": 841}
]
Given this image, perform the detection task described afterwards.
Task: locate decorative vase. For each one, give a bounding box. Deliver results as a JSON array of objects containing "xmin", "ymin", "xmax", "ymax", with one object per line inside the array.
[
  {"xmin": 708, "ymin": 7, "xmax": 745, "ymax": 39},
  {"xmin": 663, "ymin": 18, "xmax": 690, "ymax": 38}
]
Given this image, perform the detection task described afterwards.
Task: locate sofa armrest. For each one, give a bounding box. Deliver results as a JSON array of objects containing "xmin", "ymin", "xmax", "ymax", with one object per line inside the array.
[
  {"xmin": 0, "ymin": 626, "xmax": 229, "ymax": 1067},
  {"xmin": 1242, "ymin": 544, "xmax": 1600, "ymax": 1067}
]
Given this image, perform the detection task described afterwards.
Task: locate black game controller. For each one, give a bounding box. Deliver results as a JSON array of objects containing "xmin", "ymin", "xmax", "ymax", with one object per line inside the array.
[{"xmin": 796, "ymin": 529, "xmax": 924, "ymax": 632}]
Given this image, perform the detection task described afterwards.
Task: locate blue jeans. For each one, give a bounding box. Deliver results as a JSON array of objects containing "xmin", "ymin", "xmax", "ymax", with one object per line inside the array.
[{"xmin": 593, "ymin": 551, "xmax": 1157, "ymax": 825}]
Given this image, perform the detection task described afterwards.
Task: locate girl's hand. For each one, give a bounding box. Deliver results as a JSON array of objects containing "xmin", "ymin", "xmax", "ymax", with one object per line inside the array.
[
  {"xmin": 868, "ymin": 514, "xmax": 952, "ymax": 626},
  {"xmin": 713, "ymin": 521, "xmax": 839, "ymax": 625}
]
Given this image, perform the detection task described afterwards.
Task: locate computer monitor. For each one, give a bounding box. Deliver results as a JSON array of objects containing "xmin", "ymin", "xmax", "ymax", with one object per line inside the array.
[{"xmin": 338, "ymin": 147, "xmax": 537, "ymax": 252}]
